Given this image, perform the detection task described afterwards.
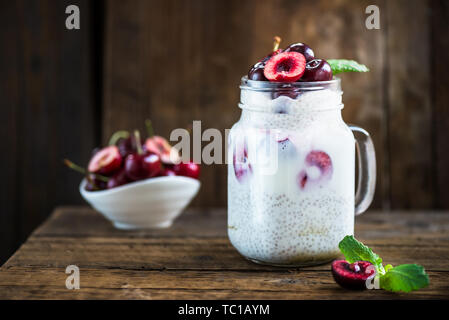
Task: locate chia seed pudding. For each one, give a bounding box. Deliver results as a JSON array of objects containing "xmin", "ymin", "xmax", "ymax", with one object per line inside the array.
[{"xmin": 228, "ymin": 78, "xmax": 355, "ymax": 266}]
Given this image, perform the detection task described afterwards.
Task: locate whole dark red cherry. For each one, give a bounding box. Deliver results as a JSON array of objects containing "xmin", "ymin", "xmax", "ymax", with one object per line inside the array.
[
  {"xmin": 173, "ymin": 161, "xmax": 200, "ymax": 180},
  {"xmin": 300, "ymin": 59, "xmax": 333, "ymax": 82},
  {"xmin": 285, "ymin": 43, "xmax": 315, "ymax": 62},
  {"xmin": 117, "ymin": 136, "xmax": 136, "ymax": 158},
  {"xmin": 107, "ymin": 169, "xmax": 129, "ymax": 189},
  {"xmin": 248, "ymin": 62, "xmax": 267, "ymax": 81},
  {"xmin": 143, "ymin": 153, "xmax": 162, "ymax": 178},
  {"xmin": 124, "ymin": 153, "xmax": 149, "ymax": 181}
]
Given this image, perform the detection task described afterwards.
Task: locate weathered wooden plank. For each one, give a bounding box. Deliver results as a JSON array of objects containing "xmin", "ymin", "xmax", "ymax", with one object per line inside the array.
[
  {"xmin": 387, "ymin": 0, "xmax": 434, "ymax": 208},
  {"xmin": 0, "ymin": 268, "xmax": 447, "ymax": 300},
  {"xmin": 32, "ymin": 207, "xmax": 449, "ymax": 240},
  {"xmin": 431, "ymin": 0, "xmax": 449, "ymax": 209},
  {"xmin": 33, "ymin": 207, "xmax": 227, "ymax": 238},
  {"xmin": 2, "ymin": 207, "xmax": 449, "ymax": 299},
  {"xmin": 4, "ymin": 235, "xmax": 449, "ymax": 272}
]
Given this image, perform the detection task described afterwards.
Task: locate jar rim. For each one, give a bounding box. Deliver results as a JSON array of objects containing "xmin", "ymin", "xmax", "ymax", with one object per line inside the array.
[{"xmin": 240, "ymin": 76, "xmax": 341, "ymax": 92}]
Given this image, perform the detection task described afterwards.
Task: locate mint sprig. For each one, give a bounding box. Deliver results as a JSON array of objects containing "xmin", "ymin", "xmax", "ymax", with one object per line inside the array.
[
  {"xmin": 327, "ymin": 59, "xmax": 369, "ymax": 75},
  {"xmin": 338, "ymin": 236, "xmax": 429, "ymax": 292},
  {"xmin": 380, "ymin": 264, "xmax": 429, "ymax": 293}
]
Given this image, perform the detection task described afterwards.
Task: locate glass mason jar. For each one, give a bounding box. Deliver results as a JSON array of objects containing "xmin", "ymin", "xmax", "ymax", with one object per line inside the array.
[{"xmin": 227, "ymin": 77, "xmax": 376, "ymax": 267}]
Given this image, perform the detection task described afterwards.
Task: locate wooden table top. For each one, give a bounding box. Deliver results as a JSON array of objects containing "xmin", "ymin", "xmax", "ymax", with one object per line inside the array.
[{"xmin": 1, "ymin": 207, "xmax": 448, "ymax": 299}]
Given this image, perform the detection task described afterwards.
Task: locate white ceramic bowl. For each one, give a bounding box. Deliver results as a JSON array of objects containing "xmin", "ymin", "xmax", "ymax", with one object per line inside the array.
[{"xmin": 80, "ymin": 176, "xmax": 200, "ymax": 229}]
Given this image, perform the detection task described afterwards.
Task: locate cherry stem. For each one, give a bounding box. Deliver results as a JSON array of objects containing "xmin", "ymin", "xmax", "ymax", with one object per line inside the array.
[
  {"xmin": 273, "ymin": 36, "xmax": 281, "ymax": 51},
  {"xmin": 134, "ymin": 130, "xmax": 143, "ymax": 155},
  {"xmin": 108, "ymin": 130, "xmax": 130, "ymax": 146},
  {"xmin": 63, "ymin": 159, "xmax": 109, "ymax": 182},
  {"xmin": 85, "ymin": 174, "xmax": 99, "ymax": 190},
  {"xmin": 145, "ymin": 119, "xmax": 154, "ymax": 138}
]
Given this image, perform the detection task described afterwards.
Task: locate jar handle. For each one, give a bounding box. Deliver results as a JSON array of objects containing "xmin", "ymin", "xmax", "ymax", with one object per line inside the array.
[{"xmin": 349, "ymin": 125, "xmax": 376, "ymax": 216}]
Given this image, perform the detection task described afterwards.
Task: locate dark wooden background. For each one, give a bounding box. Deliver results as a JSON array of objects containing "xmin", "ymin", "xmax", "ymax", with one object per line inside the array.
[{"xmin": 1, "ymin": 0, "xmax": 448, "ymax": 264}]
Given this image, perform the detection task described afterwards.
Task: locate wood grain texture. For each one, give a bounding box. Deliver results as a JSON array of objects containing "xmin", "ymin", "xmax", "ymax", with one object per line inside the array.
[
  {"xmin": 431, "ymin": 0, "xmax": 449, "ymax": 208},
  {"xmin": 0, "ymin": 206, "xmax": 448, "ymax": 299},
  {"xmin": 387, "ymin": 0, "xmax": 434, "ymax": 208},
  {"xmin": 0, "ymin": 0, "xmax": 98, "ymax": 264}
]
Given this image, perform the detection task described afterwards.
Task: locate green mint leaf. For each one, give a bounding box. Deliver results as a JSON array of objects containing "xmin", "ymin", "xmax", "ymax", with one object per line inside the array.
[
  {"xmin": 338, "ymin": 235, "xmax": 384, "ymax": 274},
  {"xmin": 380, "ymin": 264, "xmax": 429, "ymax": 293},
  {"xmin": 327, "ymin": 59, "xmax": 369, "ymax": 75}
]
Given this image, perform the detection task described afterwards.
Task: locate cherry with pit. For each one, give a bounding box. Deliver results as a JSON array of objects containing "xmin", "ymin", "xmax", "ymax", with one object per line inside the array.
[
  {"xmin": 233, "ymin": 137, "xmax": 252, "ymax": 183},
  {"xmin": 331, "ymin": 260, "xmax": 375, "ymax": 290}
]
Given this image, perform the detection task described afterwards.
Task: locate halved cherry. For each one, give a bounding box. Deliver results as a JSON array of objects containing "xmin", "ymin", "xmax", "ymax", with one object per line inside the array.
[
  {"xmin": 88, "ymin": 145, "xmax": 122, "ymax": 175},
  {"xmin": 233, "ymin": 138, "xmax": 252, "ymax": 183},
  {"xmin": 145, "ymin": 136, "xmax": 180, "ymax": 164},
  {"xmin": 297, "ymin": 150, "xmax": 333, "ymax": 190},
  {"xmin": 264, "ymin": 51, "xmax": 306, "ymax": 82},
  {"xmin": 331, "ymin": 260, "xmax": 375, "ymax": 290}
]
